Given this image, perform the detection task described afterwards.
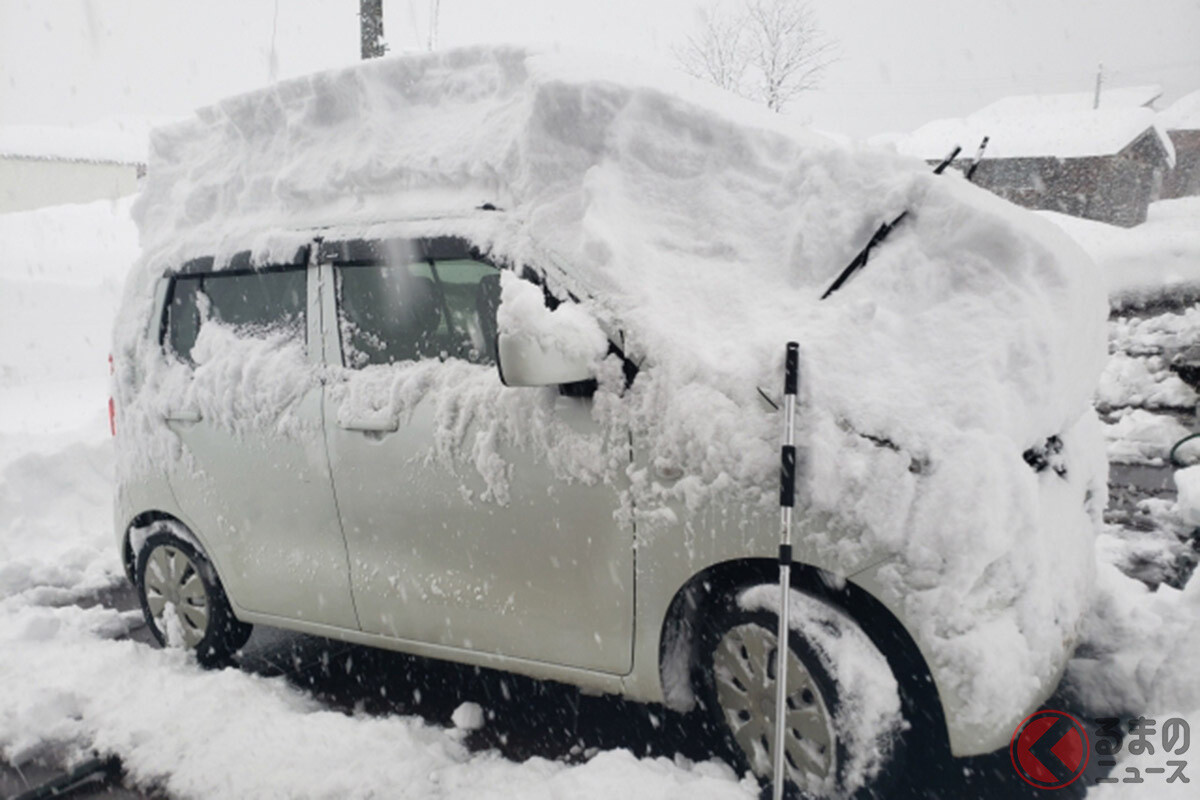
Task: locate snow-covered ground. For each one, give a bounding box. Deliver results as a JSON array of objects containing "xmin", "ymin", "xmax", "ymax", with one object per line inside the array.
[{"xmin": 2, "ymin": 114, "xmax": 1199, "ymax": 800}]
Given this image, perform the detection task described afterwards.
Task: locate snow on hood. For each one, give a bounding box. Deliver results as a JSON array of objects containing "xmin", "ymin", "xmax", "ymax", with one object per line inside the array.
[{"xmin": 119, "ymin": 46, "xmax": 1109, "ymax": 741}]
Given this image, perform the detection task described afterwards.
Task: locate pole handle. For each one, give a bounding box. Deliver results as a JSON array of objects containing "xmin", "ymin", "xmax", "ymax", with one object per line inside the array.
[{"xmin": 784, "ymin": 342, "xmax": 799, "ymax": 396}]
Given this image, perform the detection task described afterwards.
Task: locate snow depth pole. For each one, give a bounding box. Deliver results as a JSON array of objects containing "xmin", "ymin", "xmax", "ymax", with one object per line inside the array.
[{"xmin": 772, "ymin": 341, "xmax": 800, "ymax": 800}]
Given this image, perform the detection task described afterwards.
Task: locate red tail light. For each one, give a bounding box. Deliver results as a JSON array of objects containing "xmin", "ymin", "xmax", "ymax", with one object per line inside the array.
[{"xmin": 108, "ymin": 354, "xmax": 116, "ymax": 437}]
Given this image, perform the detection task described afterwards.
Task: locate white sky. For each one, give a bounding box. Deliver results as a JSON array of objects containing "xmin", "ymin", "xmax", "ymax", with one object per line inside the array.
[{"xmin": 1, "ymin": 0, "xmax": 1198, "ymax": 138}]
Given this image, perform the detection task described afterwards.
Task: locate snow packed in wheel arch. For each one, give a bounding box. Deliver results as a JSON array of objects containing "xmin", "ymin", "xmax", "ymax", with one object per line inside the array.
[{"xmin": 110, "ymin": 45, "xmax": 1110, "ymax": 771}]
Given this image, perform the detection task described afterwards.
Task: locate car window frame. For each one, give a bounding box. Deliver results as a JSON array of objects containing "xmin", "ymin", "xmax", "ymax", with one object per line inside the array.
[
  {"xmin": 326, "ymin": 237, "xmax": 505, "ymax": 371},
  {"xmin": 159, "ymin": 261, "xmax": 311, "ymax": 365}
]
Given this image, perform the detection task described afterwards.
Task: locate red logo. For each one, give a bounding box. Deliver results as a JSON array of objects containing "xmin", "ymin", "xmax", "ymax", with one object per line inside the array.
[{"xmin": 1010, "ymin": 710, "xmax": 1090, "ymax": 789}]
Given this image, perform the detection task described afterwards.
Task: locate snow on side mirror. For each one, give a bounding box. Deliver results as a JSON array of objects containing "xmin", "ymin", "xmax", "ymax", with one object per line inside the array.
[{"xmin": 495, "ymin": 271, "xmax": 607, "ymax": 388}]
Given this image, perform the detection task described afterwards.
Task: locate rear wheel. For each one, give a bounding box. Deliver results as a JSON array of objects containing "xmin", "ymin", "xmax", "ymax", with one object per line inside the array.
[{"xmin": 136, "ymin": 530, "xmax": 251, "ymax": 665}]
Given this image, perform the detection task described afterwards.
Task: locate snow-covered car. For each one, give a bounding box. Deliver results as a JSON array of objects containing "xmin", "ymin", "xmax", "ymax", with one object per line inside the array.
[{"xmin": 111, "ymin": 47, "xmax": 1109, "ymax": 797}]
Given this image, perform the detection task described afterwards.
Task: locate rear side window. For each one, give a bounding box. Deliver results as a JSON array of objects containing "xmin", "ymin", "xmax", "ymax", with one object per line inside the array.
[
  {"xmin": 164, "ymin": 268, "xmax": 306, "ymax": 363},
  {"xmin": 336, "ymin": 259, "xmax": 499, "ymax": 368}
]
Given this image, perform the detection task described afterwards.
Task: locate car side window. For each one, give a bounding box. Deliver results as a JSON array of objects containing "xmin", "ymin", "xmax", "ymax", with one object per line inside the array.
[
  {"xmin": 336, "ymin": 259, "xmax": 500, "ymax": 368},
  {"xmin": 163, "ymin": 268, "xmax": 307, "ymax": 363}
]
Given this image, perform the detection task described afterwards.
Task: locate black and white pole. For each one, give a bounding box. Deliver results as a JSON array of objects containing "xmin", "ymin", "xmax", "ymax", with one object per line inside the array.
[{"xmin": 772, "ymin": 342, "xmax": 800, "ymax": 800}]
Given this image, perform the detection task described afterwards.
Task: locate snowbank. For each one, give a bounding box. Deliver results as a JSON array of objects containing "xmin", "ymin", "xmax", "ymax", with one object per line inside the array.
[
  {"xmin": 1102, "ymin": 409, "xmax": 1192, "ymax": 465},
  {"xmin": 1042, "ymin": 198, "xmax": 1200, "ymax": 308},
  {"xmin": 115, "ymin": 46, "xmax": 1108, "ymax": 750},
  {"xmin": 0, "ymin": 198, "xmax": 137, "ymax": 434},
  {"xmin": 1069, "ymin": 560, "xmax": 1200, "ymax": 798}
]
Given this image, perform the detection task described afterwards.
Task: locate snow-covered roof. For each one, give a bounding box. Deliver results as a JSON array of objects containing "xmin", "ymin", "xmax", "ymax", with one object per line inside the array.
[
  {"xmin": 975, "ymin": 85, "xmax": 1162, "ymax": 117},
  {"xmin": 883, "ymin": 106, "xmax": 1174, "ymax": 166},
  {"xmin": 0, "ymin": 120, "xmax": 153, "ymax": 165},
  {"xmin": 1160, "ymin": 89, "xmax": 1200, "ymax": 131}
]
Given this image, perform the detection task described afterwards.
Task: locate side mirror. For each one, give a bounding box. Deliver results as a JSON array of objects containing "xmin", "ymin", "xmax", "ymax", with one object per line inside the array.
[
  {"xmin": 494, "ymin": 271, "xmax": 607, "ymax": 388},
  {"xmin": 497, "ymin": 331, "xmax": 596, "ymax": 387}
]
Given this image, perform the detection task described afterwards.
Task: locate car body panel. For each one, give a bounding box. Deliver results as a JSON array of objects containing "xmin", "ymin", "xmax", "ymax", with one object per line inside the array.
[
  {"xmin": 316, "ymin": 253, "xmax": 636, "ymax": 673},
  {"xmin": 157, "ymin": 263, "xmax": 358, "ymax": 629}
]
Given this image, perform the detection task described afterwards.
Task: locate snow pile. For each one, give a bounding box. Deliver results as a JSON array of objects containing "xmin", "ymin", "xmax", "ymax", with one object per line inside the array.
[
  {"xmin": 1102, "ymin": 409, "xmax": 1191, "ymax": 465},
  {"xmin": 1068, "ymin": 561, "xmax": 1200, "ymax": 798},
  {"xmin": 739, "ymin": 586, "xmax": 904, "ymax": 795},
  {"xmin": 0, "ymin": 436, "xmax": 119, "ymax": 604},
  {"xmin": 1042, "ymin": 198, "xmax": 1200, "ymax": 307},
  {"xmin": 1097, "ymin": 353, "xmax": 1196, "ymax": 411},
  {"xmin": 1172, "ymin": 465, "xmax": 1200, "ymax": 526},
  {"xmin": 115, "ymin": 46, "xmax": 1108, "ymax": 747},
  {"xmin": 0, "ymin": 197, "xmax": 137, "ymax": 434}
]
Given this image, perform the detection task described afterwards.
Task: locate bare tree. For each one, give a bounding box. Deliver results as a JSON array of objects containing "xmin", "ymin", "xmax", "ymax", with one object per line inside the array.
[
  {"xmin": 674, "ymin": 4, "xmax": 749, "ymax": 94},
  {"xmin": 675, "ymin": 0, "xmax": 837, "ymax": 113}
]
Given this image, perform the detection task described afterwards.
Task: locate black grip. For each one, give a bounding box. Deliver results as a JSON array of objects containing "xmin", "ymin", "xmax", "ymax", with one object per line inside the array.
[
  {"xmin": 784, "ymin": 342, "xmax": 799, "ymax": 396},
  {"xmin": 780, "ymin": 445, "xmax": 796, "ymax": 507},
  {"xmin": 779, "ymin": 543, "xmax": 792, "ymax": 565}
]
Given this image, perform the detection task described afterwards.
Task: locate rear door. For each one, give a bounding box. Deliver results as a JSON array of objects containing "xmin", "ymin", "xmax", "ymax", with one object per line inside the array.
[
  {"xmin": 160, "ymin": 251, "xmax": 358, "ymax": 630},
  {"xmin": 318, "ymin": 237, "xmax": 635, "ymax": 673}
]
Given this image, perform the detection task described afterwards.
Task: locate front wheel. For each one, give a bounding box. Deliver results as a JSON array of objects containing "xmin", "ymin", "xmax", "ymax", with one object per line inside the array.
[
  {"xmin": 136, "ymin": 529, "xmax": 251, "ymax": 665},
  {"xmin": 699, "ymin": 589, "xmax": 907, "ymax": 798}
]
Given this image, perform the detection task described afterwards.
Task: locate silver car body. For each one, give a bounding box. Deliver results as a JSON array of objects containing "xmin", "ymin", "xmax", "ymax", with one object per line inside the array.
[{"xmin": 114, "ymin": 218, "xmax": 1086, "ymax": 760}]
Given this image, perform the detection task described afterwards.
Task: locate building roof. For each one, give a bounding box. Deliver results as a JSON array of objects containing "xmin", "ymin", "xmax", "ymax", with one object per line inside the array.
[
  {"xmin": 974, "ymin": 85, "xmax": 1163, "ymax": 117},
  {"xmin": 0, "ymin": 120, "xmax": 154, "ymax": 165},
  {"xmin": 892, "ymin": 107, "xmax": 1174, "ymax": 164},
  {"xmin": 1160, "ymin": 90, "xmax": 1200, "ymax": 131}
]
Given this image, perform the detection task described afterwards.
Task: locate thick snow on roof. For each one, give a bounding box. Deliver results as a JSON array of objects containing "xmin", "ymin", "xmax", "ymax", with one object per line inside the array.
[
  {"xmin": 122, "ymin": 46, "xmax": 1108, "ymax": 743},
  {"xmin": 0, "ymin": 119, "xmax": 155, "ymax": 165},
  {"xmin": 884, "ymin": 106, "xmax": 1174, "ymax": 163},
  {"xmin": 976, "ymin": 85, "xmax": 1162, "ymax": 117},
  {"xmin": 1160, "ymin": 89, "xmax": 1200, "ymax": 131}
]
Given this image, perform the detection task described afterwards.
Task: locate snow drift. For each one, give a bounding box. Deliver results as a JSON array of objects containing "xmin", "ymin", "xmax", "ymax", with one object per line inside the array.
[{"xmin": 115, "ymin": 46, "xmax": 1108, "ymax": 752}]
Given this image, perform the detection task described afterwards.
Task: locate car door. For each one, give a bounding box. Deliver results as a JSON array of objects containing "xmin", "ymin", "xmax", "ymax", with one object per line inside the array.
[
  {"xmin": 160, "ymin": 251, "xmax": 358, "ymax": 630},
  {"xmin": 318, "ymin": 236, "xmax": 634, "ymax": 674}
]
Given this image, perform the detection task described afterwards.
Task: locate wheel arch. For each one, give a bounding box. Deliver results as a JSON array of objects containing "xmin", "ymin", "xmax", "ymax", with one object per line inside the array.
[
  {"xmin": 121, "ymin": 510, "xmax": 208, "ymax": 582},
  {"xmin": 658, "ymin": 557, "xmax": 949, "ymax": 752}
]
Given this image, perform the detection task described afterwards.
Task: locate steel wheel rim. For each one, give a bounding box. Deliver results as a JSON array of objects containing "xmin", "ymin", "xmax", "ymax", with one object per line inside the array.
[
  {"xmin": 712, "ymin": 622, "xmax": 836, "ymax": 786},
  {"xmin": 144, "ymin": 544, "xmax": 210, "ymax": 648}
]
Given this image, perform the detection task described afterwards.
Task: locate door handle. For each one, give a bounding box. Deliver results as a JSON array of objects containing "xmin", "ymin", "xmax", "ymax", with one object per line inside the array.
[
  {"xmin": 165, "ymin": 408, "xmax": 202, "ymax": 423},
  {"xmin": 341, "ymin": 417, "xmax": 399, "ymax": 433}
]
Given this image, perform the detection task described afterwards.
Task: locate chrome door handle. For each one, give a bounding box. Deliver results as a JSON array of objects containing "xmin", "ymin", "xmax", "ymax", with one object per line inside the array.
[
  {"xmin": 341, "ymin": 417, "xmax": 399, "ymax": 433},
  {"xmin": 165, "ymin": 408, "xmax": 202, "ymax": 423}
]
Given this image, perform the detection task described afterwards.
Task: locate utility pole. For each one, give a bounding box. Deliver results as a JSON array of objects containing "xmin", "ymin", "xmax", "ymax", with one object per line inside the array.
[
  {"xmin": 360, "ymin": 0, "xmax": 387, "ymax": 60},
  {"xmin": 428, "ymin": 0, "xmax": 440, "ymax": 51},
  {"xmin": 1093, "ymin": 62, "xmax": 1103, "ymax": 109}
]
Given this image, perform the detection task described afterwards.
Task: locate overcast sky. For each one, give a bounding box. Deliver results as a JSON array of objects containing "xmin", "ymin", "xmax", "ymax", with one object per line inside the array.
[{"xmin": 1, "ymin": 0, "xmax": 1197, "ymax": 138}]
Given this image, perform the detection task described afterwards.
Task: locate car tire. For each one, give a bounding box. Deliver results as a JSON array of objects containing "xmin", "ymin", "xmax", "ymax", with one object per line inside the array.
[
  {"xmin": 135, "ymin": 529, "xmax": 251, "ymax": 666},
  {"xmin": 698, "ymin": 600, "xmax": 903, "ymax": 799}
]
